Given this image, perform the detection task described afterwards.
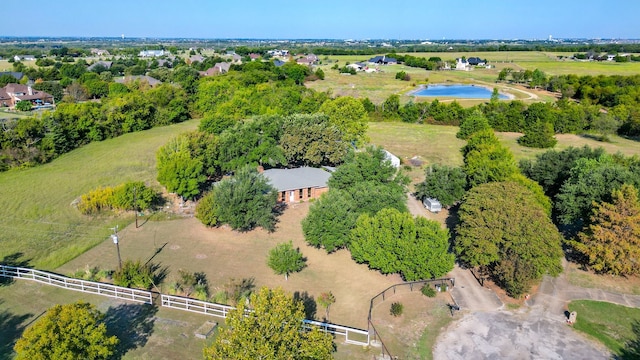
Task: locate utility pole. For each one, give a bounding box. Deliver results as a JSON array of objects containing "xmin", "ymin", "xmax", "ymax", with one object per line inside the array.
[
  {"xmin": 110, "ymin": 225, "xmax": 122, "ymax": 271},
  {"xmin": 133, "ymin": 185, "xmax": 138, "ymax": 229}
]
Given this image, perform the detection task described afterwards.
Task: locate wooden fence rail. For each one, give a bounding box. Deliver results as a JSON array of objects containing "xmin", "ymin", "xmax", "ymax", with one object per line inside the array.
[{"xmin": 0, "ymin": 265, "xmax": 153, "ymax": 304}]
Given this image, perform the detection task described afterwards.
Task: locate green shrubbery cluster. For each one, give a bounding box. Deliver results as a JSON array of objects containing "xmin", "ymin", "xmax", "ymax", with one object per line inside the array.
[
  {"xmin": 78, "ymin": 181, "xmax": 159, "ymax": 215},
  {"xmin": 112, "ymin": 260, "xmax": 156, "ymax": 290}
]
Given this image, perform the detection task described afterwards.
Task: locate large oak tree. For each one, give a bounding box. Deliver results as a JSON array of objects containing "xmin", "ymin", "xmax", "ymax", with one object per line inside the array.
[{"xmin": 455, "ymin": 181, "xmax": 563, "ymax": 297}]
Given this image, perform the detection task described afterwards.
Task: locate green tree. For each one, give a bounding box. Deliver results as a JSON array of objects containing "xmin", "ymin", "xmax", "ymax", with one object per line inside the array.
[
  {"xmin": 112, "ymin": 259, "xmax": 156, "ymax": 289},
  {"xmin": 569, "ymin": 184, "xmax": 640, "ymax": 276},
  {"xmin": 14, "ymin": 100, "xmax": 32, "ymax": 111},
  {"xmin": 328, "ymin": 146, "xmax": 403, "ymax": 190},
  {"xmin": 14, "ymin": 302, "xmax": 118, "ymax": 360},
  {"xmin": 317, "ymin": 292, "xmax": 336, "ymax": 321},
  {"xmin": 455, "ymin": 182, "xmax": 563, "ymax": 297},
  {"xmin": 156, "ymin": 135, "xmax": 207, "ymax": 200},
  {"xmin": 203, "ymin": 287, "xmax": 334, "ymax": 360},
  {"xmin": 382, "ymin": 94, "xmax": 400, "ymax": 119},
  {"xmin": 556, "ymin": 155, "xmax": 638, "ymax": 225},
  {"xmin": 591, "ymin": 112, "xmax": 622, "ymax": 142},
  {"xmin": 415, "ymin": 164, "xmax": 467, "ymax": 207},
  {"xmin": 195, "ymin": 191, "xmax": 218, "ymax": 226},
  {"xmin": 205, "ymin": 165, "xmax": 278, "ymax": 231},
  {"xmin": 319, "ymin": 96, "xmax": 369, "ymax": 146},
  {"xmin": 462, "ymin": 129, "xmax": 519, "ymax": 187},
  {"xmin": 268, "ymin": 242, "xmax": 306, "ymax": 280},
  {"xmin": 350, "ymin": 208, "xmax": 454, "ymax": 281},
  {"xmin": 456, "ymin": 110, "xmax": 491, "ymax": 140},
  {"xmin": 517, "ymin": 120, "xmax": 557, "ymax": 148},
  {"xmin": 279, "ymin": 114, "xmax": 349, "ymax": 167},
  {"xmin": 302, "ymin": 189, "xmax": 358, "ymax": 252}
]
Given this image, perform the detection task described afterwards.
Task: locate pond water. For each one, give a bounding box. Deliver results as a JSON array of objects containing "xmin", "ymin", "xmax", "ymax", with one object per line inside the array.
[{"xmin": 411, "ymin": 84, "xmax": 509, "ymax": 99}]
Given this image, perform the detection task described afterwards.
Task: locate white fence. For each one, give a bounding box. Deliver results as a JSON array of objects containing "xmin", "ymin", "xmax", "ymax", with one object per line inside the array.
[
  {"xmin": 1, "ymin": 265, "xmax": 370, "ymax": 346},
  {"xmin": 161, "ymin": 294, "xmax": 235, "ymax": 318},
  {"xmin": 303, "ymin": 319, "xmax": 370, "ymax": 346},
  {"xmin": 161, "ymin": 294, "xmax": 370, "ymax": 346},
  {"xmin": 0, "ymin": 265, "xmax": 153, "ymax": 304}
]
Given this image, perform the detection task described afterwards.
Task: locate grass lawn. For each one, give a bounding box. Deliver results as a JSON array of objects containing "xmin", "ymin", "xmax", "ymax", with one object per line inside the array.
[
  {"xmin": 568, "ymin": 300, "xmax": 640, "ymax": 356},
  {"xmin": 0, "ymin": 280, "xmax": 215, "ymax": 360},
  {"xmin": 0, "ymin": 119, "xmax": 199, "ymax": 269}
]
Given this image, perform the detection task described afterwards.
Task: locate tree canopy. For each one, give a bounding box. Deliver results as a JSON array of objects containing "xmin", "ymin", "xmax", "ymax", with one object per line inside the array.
[
  {"xmin": 156, "ymin": 134, "xmax": 206, "ymax": 200},
  {"xmin": 203, "ymin": 287, "xmax": 334, "ymax": 360},
  {"xmin": 455, "ymin": 181, "xmax": 563, "ymax": 297},
  {"xmin": 196, "ymin": 165, "xmax": 278, "ymax": 231},
  {"xmin": 318, "ymin": 96, "xmax": 369, "ymax": 146},
  {"xmin": 268, "ymin": 242, "xmax": 306, "ymax": 280},
  {"xmin": 456, "ymin": 109, "xmax": 491, "ymax": 140},
  {"xmin": 415, "ymin": 164, "xmax": 467, "ymax": 207},
  {"xmin": 569, "ymin": 184, "xmax": 640, "ymax": 276},
  {"xmin": 349, "ymin": 208, "xmax": 454, "ymax": 281},
  {"xmin": 14, "ymin": 302, "xmax": 118, "ymax": 360}
]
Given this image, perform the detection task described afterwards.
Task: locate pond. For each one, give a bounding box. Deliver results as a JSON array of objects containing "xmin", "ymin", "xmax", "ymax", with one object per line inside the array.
[{"xmin": 411, "ymin": 84, "xmax": 509, "ymax": 99}]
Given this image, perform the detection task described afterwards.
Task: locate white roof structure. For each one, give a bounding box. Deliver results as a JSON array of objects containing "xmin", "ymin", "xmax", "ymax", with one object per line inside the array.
[{"xmin": 262, "ymin": 167, "xmax": 331, "ymax": 192}]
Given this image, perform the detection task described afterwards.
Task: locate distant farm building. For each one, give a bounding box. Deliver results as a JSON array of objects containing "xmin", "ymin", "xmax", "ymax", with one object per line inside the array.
[
  {"xmin": 262, "ymin": 167, "xmax": 332, "ymax": 203},
  {"xmin": 368, "ymin": 55, "xmax": 397, "ymax": 65}
]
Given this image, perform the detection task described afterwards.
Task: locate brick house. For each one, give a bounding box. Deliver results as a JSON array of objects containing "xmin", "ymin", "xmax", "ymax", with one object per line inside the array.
[
  {"xmin": 262, "ymin": 167, "xmax": 332, "ymax": 203},
  {"xmin": 0, "ymin": 83, "xmax": 54, "ymax": 108}
]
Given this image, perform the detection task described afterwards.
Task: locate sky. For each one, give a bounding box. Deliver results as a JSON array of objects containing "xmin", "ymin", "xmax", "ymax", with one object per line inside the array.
[{"xmin": 1, "ymin": 1, "xmax": 638, "ymax": 40}]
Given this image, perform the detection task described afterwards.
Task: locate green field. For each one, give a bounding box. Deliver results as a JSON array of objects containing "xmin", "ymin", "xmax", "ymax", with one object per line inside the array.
[
  {"xmin": 0, "ymin": 119, "xmax": 199, "ymax": 269},
  {"xmin": 568, "ymin": 300, "xmax": 640, "ymax": 356},
  {"xmin": 308, "ymin": 51, "xmax": 640, "ymax": 105}
]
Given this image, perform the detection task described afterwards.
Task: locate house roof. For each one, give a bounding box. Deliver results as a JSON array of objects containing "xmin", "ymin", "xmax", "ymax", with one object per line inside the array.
[
  {"xmin": 263, "ymin": 167, "xmax": 332, "ymax": 192},
  {"xmin": 114, "ymin": 75, "xmax": 161, "ymax": 87},
  {"xmin": 0, "ymin": 72, "xmax": 24, "ymax": 81},
  {"xmin": 0, "ymin": 83, "xmax": 53, "ymax": 102},
  {"xmin": 368, "ymin": 55, "xmax": 396, "ymax": 64},
  {"xmin": 87, "ymin": 61, "xmax": 113, "ymax": 71},
  {"xmin": 273, "ymin": 59, "xmax": 286, "ymax": 67}
]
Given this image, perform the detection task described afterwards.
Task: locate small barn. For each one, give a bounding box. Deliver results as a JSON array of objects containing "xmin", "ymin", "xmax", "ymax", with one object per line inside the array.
[{"xmin": 423, "ymin": 198, "xmax": 442, "ymax": 213}]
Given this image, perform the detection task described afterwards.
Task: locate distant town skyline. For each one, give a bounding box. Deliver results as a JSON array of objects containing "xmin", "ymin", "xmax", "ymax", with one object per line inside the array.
[{"xmin": 1, "ymin": 1, "xmax": 637, "ymax": 40}]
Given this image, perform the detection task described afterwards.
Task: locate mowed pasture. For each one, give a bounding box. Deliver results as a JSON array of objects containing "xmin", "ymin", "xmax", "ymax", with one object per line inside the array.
[
  {"xmin": 307, "ymin": 51, "xmax": 640, "ymax": 105},
  {"xmin": 0, "ymin": 119, "xmax": 199, "ymax": 269}
]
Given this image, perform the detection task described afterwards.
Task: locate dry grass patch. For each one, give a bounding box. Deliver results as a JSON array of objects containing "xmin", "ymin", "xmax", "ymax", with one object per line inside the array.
[
  {"xmin": 59, "ymin": 202, "xmax": 402, "ymax": 330},
  {"xmin": 565, "ymin": 262, "xmax": 640, "ymax": 295}
]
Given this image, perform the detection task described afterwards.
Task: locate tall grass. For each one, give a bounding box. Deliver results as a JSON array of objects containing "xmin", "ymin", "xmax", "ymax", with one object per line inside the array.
[{"xmin": 0, "ymin": 119, "xmax": 199, "ymax": 269}]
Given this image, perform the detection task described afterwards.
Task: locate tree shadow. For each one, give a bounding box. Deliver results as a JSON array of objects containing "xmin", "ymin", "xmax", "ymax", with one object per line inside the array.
[
  {"xmin": 149, "ymin": 262, "xmax": 169, "ymax": 288},
  {"xmin": 0, "ymin": 301, "xmax": 32, "ymax": 360},
  {"xmin": 293, "ymin": 291, "xmax": 317, "ymax": 320},
  {"xmin": 618, "ymin": 320, "xmax": 640, "ymax": 359},
  {"xmin": 0, "ymin": 253, "xmax": 32, "ymax": 287},
  {"xmin": 144, "ymin": 242, "xmax": 168, "ymax": 266},
  {"xmin": 104, "ymin": 303, "xmax": 158, "ymax": 359},
  {"xmin": 445, "ymin": 203, "xmax": 460, "ymax": 252}
]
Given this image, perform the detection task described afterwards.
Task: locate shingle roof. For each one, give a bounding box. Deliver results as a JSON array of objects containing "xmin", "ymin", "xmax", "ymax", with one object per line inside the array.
[{"xmin": 263, "ymin": 167, "xmax": 331, "ymax": 191}]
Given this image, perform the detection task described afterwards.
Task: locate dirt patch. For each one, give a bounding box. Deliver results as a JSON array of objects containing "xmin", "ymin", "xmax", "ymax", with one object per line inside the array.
[
  {"xmin": 58, "ymin": 202, "xmax": 402, "ymax": 330},
  {"xmin": 564, "ymin": 261, "xmax": 640, "ymax": 295}
]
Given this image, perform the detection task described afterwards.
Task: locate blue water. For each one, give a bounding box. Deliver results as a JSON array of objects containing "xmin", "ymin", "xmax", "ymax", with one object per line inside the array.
[{"xmin": 412, "ymin": 84, "xmax": 508, "ymax": 99}]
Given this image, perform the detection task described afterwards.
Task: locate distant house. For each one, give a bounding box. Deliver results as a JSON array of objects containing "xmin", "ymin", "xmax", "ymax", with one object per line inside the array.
[
  {"xmin": 187, "ymin": 55, "xmax": 205, "ymax": 64},
  {"xmin": 249, "ymin": 53, "xmax": 261, "ymax": 61},
  {"xmin": 90, "ymin": 48, "xmax": 110, "ymax": 56},
  {"xmin": 139, "ymin": 50, "xmax": 166, "ymax": 58},
  {"xmin": 114, "ymin": 75, "xmax": 162, "ymax": 87},
  {"xmin": 368, "ymin": 55, "xmax": 397, "ymax": 65},
  {"xmin": 296, "ymin": 53, "xmax": 319, "ymax": 66},
  {"xmin": 455, "ymin": 58, "xmax": 470, "ymax": 71},
  {"xmin": 0, "ymin": 83, "xmax": 54, "ymax": 108},
  {"xmin": 13, "ymin": 55, "xmax": 36, "ymax": 62},
  {"xmin": 157, "ymin": 59, "xmax": 172, "ymax": 68},
  {"xmin": 606, "ymin": 54, "xmax": 616, "ymax": 61},
  {"xmin": 383, "ymin": 150, "xmax": 401, "ymax": 168},
  {"xmin": 467, "ymin": 57, "xmax": 486, "ymax": 66},
  {"xmin": 0, "ymin": 72, "xmax": 24, "ymax": 82},
  {"xmin": 273, "ymin": 59, "xmax": 286, "ymax": 67},
  {"xmin": 87, "ymin": 61, "xmax": 113, "ymax": 71},
  {"xmin": 267, "ymin": 49, "xmax": 289, "ymax": 57},
  {"xmin": 262, "ymin": 167, "xmax": 332, "ymax": 203},
  {"xmin": 200, "ymin": 62, "xmax": 231, "ymax": 77},
  {"xmin": 346, "ymin": 63, "xmax": 363, "ymax": 71}
]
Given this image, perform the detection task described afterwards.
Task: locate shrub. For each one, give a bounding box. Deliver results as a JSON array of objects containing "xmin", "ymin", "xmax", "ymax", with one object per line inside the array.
[
  {"xmin": 78, "ymin": 186, "xmax": 115, "ymax": 215},
  {"xmin": 421, "ymin": 284, "xmax": 437, "ymax": 298},
  {"xmin": 72, "ymin": 265, "xmax": 111, "ymax": 282},
  {"xmin": 112, "ymin": 260, "xmax": 155, "ymax": 289},
  {"xmin": 195, "ymin": 191, "xmax": 218, "ymax": 226},
  {"xmin": 390, "ymin": 302, "xmax": 404, "ymax": 317}
]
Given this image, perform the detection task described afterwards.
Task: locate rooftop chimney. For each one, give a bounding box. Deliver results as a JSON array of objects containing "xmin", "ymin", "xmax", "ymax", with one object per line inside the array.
[{"xmin": 27, "ymin": 86, "xmax": 33, "ymax": 96}]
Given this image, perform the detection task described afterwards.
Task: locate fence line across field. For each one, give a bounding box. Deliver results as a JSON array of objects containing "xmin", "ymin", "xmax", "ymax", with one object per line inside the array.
[
  {"xmin": 0, "ymin": 265, "xmax": 370, "ymax": 346},
  {"xmin": 0, "ymin": 264, "xmax": 153, "ymax": 304}
]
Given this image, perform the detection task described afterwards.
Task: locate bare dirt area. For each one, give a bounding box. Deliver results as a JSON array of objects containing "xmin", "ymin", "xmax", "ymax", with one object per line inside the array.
[{"xmin": 59, "ymin": 202, "xmax": 402, "ymax": 331}]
